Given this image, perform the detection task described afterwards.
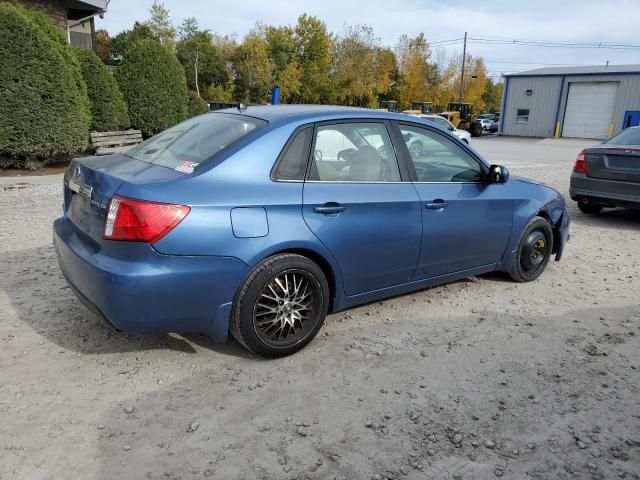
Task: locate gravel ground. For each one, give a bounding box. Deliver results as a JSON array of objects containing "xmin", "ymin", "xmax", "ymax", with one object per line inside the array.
[{"xmin": 1, "ymin": 137, "xmax": 639, "ymax": 480}]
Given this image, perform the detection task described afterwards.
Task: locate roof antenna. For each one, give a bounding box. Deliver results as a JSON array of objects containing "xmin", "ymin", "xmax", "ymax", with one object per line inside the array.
[{"xmin": 237, "ymin": 102, "xmax": 247, "ymax": 112}]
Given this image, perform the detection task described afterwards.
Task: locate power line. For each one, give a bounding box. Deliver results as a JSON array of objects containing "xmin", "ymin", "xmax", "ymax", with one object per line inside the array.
[
  {"xmin": 390, "ymin": 37, "xmax": 462, "ymax": 52},
  {"xmin": 468, "ymin": 35, "xmax": 640, "ymax": 48},
  {"xmin": 428, "ymin": 38, "xmax": 464, "ymax": 46},
  {"xmin": 388, "ymin": 35, "xmax": 640, "ymax": 53},
  {"xmin": 406, "ymin": 35, "xmax": 640, "ymax": 50},
  {"xmin": 468, "ymin": 37, "xmax": 640, "ymax": 50},
  {"xmin": 483, "ymin": 60, "xmax": 590, "ymax": 66}
]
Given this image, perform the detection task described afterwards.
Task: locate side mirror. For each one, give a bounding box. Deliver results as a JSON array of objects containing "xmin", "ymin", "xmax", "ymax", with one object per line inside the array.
[{"xmin": 488, "ymin": 164, "xmax": 509, "ymax": 184}]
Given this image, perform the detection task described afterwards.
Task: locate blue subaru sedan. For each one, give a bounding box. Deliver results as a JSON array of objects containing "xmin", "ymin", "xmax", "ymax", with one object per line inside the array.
[{"xmin": 53, "ymin": 106, "xmax": 569, "ymax": 357}]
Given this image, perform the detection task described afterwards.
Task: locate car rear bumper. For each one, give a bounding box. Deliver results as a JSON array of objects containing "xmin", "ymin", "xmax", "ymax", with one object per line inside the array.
[
  {"xmin": 53, "ymin": 216, "xmax": 249, "ymax": 341},
  {"xmin": 570, "ymin": 172, "xmax": 640, "ymax": 209}
]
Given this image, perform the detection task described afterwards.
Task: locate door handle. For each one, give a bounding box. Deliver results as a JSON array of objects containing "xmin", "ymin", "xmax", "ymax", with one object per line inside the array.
[
  {"xmin": 314, "ymin": 204, "xmax": 346, "ymax": 215},
  {"xmin": 425, "ymin": 200, "xmax": 449, "ymax": 210}
]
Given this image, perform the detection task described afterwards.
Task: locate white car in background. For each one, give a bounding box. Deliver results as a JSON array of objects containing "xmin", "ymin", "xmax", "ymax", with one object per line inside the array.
[
  {"xmin": 410, "ymin": 114, "xmax": 472, "ymax": 144},
  {"xmin": 478, "ymin": 118, "xmax": 496, "ymax": 131}
]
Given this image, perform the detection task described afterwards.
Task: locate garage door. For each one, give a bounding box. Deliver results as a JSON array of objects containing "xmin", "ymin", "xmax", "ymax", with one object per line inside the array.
[{"xmin": 562, "ymin": 82, "xmax": 619, "ymax": 139}]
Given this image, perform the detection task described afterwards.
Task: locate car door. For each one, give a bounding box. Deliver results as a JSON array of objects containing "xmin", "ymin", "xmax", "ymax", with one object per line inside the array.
[
  {"xmin": 302, "ymin": 121, "xmax": 422, "ymax": 296},
  {"xmin": 394, "ymin": 122, "xmax": 513, "ymax": 279}
]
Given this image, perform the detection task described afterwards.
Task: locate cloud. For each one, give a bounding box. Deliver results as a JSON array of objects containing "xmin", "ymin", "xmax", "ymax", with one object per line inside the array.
[{"xmin": 97, "ymin": 0, "xmax": 640, "ymax": 73}]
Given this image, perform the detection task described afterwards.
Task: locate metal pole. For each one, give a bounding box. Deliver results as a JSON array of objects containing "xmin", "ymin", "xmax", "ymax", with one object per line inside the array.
[{"xmin": 459, "ymin": 31, "xmax": 467, "ymax": 103}]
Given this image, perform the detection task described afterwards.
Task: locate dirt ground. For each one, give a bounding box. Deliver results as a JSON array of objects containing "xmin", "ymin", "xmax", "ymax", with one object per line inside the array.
[{"xmin": 1, "ymin": 137, "xmax": 639, "ymax": 480}]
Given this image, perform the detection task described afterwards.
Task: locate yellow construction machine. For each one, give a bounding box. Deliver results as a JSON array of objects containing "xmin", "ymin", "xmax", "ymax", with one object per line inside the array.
[
  {"xmin": 402, "ymin": 101, "xmax": 433, "ymax": 115},
  {"xmin": 377, "ymin": 100, "xmax": 398, "ymax": 112},
  {"xmin": 440, "ymin": 102, "xmax": 483, "ymax": 137}
]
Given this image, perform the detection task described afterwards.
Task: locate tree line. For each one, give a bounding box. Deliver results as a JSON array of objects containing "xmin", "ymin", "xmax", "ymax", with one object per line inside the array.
[
  {"xmin": 96, "ymin": 2, "xmax": 503, "ymax": 113},
  {"xmin": 0, "ymin": 2, "xmax": 208, "ymax": 168},
  {"xmin": 0, "ymin": 1, "xmax": 503, "ymax": 169}
]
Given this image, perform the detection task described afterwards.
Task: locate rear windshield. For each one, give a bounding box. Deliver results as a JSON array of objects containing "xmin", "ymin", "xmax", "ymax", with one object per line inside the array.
[
  {"xmin": 124, "ymin": 113, "xmax": 267, "ymax": 171},
  {"xmin": 605, "ymin": 127, "xmax": 640, "ymax": 146},
  {"xmin": 426, "ymin": 116, "xmax": 452, "ymax": 130}
]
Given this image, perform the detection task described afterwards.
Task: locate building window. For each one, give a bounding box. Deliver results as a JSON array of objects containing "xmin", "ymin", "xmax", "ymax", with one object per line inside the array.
[
  {"xmin": 68, "ymin": 19, "xmax": 94, "ymax": 50},
  {"xmin": 516, "ymin": 109, "xmax": 530, "ymax": 124}
]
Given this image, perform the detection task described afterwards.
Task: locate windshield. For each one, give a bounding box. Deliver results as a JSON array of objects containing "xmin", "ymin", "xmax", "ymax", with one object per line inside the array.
[
  {"xmin": 125, "ymin": 114, "xmax": 267, "ymax": 171},
  {"xmin": 605, "ymin": 127, "xmax": 640, "ymax": 146}
]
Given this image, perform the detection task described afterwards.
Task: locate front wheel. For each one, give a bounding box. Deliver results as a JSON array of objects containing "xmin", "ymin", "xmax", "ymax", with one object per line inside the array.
[
  {"xmin": 230, "ymin": 254, "xmax": 329, "ymax": 357},
  {"xmin": 509, "ymin": 217, "xmax": 554, "ymax": 282},
  {"xmin": 469, "ymin": 122, "xmax": 483, "ymax": 137}
]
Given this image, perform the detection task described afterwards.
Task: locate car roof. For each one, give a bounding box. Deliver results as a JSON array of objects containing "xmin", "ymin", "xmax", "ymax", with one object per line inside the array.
[{"xmin": 212, "ymin": 104, "xmax": 432, "ymax": 124}]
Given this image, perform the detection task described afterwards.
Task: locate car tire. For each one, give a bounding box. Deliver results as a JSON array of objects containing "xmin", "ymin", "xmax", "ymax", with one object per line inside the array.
[
  {"xmin": 577, "ymin": 202, "xmax": 603, "ymax": 214},
  {"xmin": 469, "ymin": 122, "xmax": 483, "ymax": 137},
  {"xmin": 230, "ymin": 254, "xmax": 329, "ymax": 357},
  {"xmin": 509, "ymin": 217, "xmax": 554, "ymax": 283}
]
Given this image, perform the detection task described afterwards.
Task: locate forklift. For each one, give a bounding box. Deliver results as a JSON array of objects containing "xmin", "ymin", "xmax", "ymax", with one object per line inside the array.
[
  {"xmin": 208, "ymin": 101, "xmax": 238, "ymax": 111},
  {"xmin": 402, "ymin": 101, "xmax": 433, "ymax": 115},
  {"xmin": 440, "ymin": 102, "xmax": 483, "ymax": 137},
  {"xmin": 378, "ymin": 100, "xmax": 398, "ymax": 113}
]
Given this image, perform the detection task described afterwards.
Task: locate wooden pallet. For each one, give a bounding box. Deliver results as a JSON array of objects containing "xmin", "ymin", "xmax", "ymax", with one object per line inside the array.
[{"xmin": 90, "ymin": 130, "xmax": 143, "ymax": 156}]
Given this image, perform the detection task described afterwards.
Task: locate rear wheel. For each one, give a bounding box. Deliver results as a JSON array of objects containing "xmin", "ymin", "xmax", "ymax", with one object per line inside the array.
[
  {"xmin": 577, "ymin": 202, "xmax": 603, "ymax": 214},
  {"xmin": 509, "ymin": 217, "xmax": 554, "ymax": 282},
  {"xmin": 230, "ymin": 254, "xmax": 329, "ymax": 357}
]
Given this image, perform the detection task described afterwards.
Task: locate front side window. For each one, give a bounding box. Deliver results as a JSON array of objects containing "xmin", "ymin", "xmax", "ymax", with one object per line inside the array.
[
  {"xmin": 307, "ymin": 123, "xmax": 401, "ymax": 182},
  {"xmin": 398, "ymin": 125, "xmax": 483, "ymax": 182},
  {"xmin": 125, "ymin": 113, "xmax": 266, "ymax": 170},
  {"xmin": 516, "ymin": 109, "xmax": 530, "ymax": 124}
]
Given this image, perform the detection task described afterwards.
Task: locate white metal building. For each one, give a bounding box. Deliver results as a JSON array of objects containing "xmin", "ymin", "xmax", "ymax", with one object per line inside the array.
[{"xmin": 499, "ymin": 65, "xmax": 640, "ymax": 139}]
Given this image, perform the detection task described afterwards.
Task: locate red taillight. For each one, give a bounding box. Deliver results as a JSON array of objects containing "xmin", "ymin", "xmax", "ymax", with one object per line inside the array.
[
  {"xmin": 573, "ymin": 149, "xmax": 587, "ymax": 173},
  {"xmin": 104, "ymin": 195, "xmax": 190, "ymax": 243}
]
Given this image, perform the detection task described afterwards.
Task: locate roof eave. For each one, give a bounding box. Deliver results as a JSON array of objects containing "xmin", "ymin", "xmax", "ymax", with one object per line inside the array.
[{"xmin": 505, "ymin": 70, "xmax": 640, "ymax": 78}]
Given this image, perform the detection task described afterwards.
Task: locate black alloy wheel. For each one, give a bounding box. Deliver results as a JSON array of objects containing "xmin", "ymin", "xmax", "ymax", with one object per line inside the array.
[
  {"xmin": 252, "ymin": 269, "xmax": 322, "ymax": 348},
  {"xmin": 230, "ymin": 254, "xmax": 329, "ymax": 357}
]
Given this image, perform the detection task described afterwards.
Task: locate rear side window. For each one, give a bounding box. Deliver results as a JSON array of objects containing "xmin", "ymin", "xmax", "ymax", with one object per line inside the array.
[
  {"xmin": 307, "ymin": 123, "xmax": 401, "ymax": 182},
  {"xmin": 125, "ymin": 114, "xmax": 267, "ymax": 172},
  {"xmin": 272, "ymin": 127, "xmax": 312, "ymax": 180}
]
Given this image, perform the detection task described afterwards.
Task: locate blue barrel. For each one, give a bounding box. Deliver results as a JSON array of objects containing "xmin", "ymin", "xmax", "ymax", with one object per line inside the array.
[{"xmin": 271, "ymin": 87, "xmax": 280, "ymax": 105}]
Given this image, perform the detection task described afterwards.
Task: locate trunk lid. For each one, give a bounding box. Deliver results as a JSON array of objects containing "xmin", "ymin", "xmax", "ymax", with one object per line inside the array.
[
  {"xmin": 586, "ymin": 145, "xmax": 640, "ymax": 183},
  {"xmin": 64, "ymin": 155, "xmax": 185, "ymax": 245}
]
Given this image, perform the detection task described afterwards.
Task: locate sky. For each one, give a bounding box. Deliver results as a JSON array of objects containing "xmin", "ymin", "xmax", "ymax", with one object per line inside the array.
[{"xmin": 97, "ymin": 0, "xmax": 640, "ymax": 79}]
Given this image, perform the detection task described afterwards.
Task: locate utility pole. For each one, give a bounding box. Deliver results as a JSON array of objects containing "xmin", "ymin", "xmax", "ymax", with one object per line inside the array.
[{"xmin": 458, "ymin": 31, "xmax": 467, "ymax": 103}]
